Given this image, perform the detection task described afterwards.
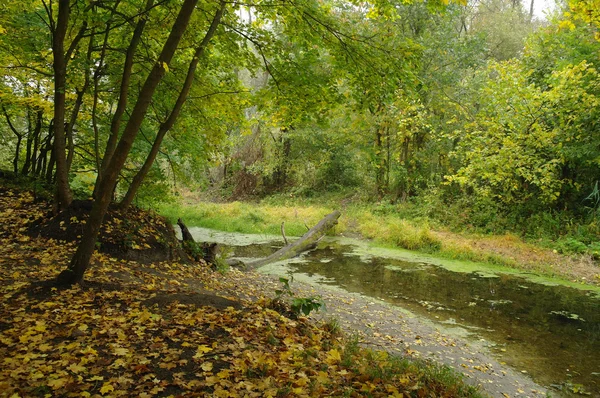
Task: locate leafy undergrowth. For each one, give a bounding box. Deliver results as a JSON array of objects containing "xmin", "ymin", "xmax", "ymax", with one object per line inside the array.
[
  {"xmin": 27, "ymin": 199, "xmax": 184, "ymax": 264},
  {"xmin": 0, "ymin": 187, "xmax": 483, "ymax": 397}
]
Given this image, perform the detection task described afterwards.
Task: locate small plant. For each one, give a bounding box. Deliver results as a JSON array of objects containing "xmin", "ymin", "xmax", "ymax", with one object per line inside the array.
[
  {"xmin": 214, "ymin": 246, "xmax": 233, "ymax": 274},
  {"xmin": 274, "ymin": 273, "xmax": 325, "ymax": 317}
]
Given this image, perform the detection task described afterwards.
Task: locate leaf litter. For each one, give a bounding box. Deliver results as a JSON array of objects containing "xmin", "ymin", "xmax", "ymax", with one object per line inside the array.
[{"xmin": 0, "ymin": 187, "xmax": 483, "ymax": 397}]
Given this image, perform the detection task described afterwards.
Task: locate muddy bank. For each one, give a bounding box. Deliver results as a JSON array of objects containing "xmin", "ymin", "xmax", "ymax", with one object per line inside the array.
[
  {"xmin": 219, "ymin": 268, "xmax": 550, "ymax": 398},
  {"xmin": 188, "ymin": 226, "xmax": 600, "ymax": 396}
]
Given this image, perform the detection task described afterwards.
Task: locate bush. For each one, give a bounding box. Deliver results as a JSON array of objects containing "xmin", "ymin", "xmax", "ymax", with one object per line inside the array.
[{"xmin": 556, "ymin": 237, "xmax": 588, "ymax": 254}]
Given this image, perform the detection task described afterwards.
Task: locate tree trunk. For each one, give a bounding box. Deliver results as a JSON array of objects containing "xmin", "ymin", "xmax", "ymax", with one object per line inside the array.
[
  {"xmin": 241, "ymin": 211, "xmax": 341, "ymax": 269},
  {"xmin": 66, "ymin": 35, "xmax": 93, "ymax": 173},
  {"xmin": 39, "ymin": 122, "xmax": 53, "ymax": 178},
  {"xmin": 52, "ymin": 0, "xmax": 73, "ymax": 210},
  {"xmin": 529, "ymin": 0, "xmax": 534, "ymax": 20},
  {"xmin": 3, "ymin": 108, "xmax": 23, "ymax": 175},
  {"xmin": 57, "ymin": 0, "xmax": 200, "ymax": 286},
  {"xmin": 119, "ymin": 1, "xmax": 226, "ymax": 208},
  {"xmin": 177, "ymin": 218, "xmax": 218, "ymax": 265},
  {"xmin": 97, "ymin": 0, "xmax": 154, "ymax": 188},
  {"xmin": 92, "ymin": 1, "xmax": 120, "ymax": 174},
  {"xmin": 375, "ymin": 125, "xmax": 385, "ymax": 197},
  {"xmin": 22, "ymin": 110, "xmax": 42, "ymax": 175}
]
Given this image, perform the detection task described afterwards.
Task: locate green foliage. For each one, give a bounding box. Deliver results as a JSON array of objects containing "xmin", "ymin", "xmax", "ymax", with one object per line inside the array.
[
  {"xmin": 274, "ymin": 274, "xmax": 325, "ymax": 317},
  {"xmin": 70, "ymin": 172, "xmax": 96, "ymax": 200}
]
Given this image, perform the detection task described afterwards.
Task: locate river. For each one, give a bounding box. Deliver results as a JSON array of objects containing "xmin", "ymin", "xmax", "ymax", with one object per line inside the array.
[{"xmin": 188, "ymin": 227, "xmax": 600, "ymax": 396}]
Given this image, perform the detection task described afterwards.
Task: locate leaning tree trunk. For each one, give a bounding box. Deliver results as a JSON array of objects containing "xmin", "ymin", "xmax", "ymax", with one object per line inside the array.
[
  {"xmin": 243, "ymin": 211, "xmax": 341, "ymax": 269},
  {"xmin": 3, "ymin": 108, "xmax": 23, "ymax": 175},
  {"xmin": 119, "ymin": 1, "xmax": 225, "ymax": 208},
  {"xmin": 97, "ymin": 0, "xmax": 154, "ymax": 189},
  {"xmin": 52, "ymin": 0, "xmax": 73, "ymax": 210},
  {"xmin": 57, "ymin": 0, "xmax": 200, "ymax": 286},
  {"xmin": 177, "ymin": 218, "xmax": 218, "ymax": 265}
]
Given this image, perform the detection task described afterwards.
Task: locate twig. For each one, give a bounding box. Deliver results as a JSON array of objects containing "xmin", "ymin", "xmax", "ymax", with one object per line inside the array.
[{"xmin": 281, "ymin": 222, "xmax": 288, "ymax": 245}]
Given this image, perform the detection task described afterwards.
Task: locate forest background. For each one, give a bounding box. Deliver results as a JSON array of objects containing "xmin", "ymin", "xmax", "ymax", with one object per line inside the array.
[{"xmin": 1, "ymin": 0, "xmax": 600, "ymax": 283}]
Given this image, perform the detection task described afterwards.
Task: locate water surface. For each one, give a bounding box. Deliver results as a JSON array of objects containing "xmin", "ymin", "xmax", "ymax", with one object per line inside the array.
[{"xmin": 189, "ymin": 227, "xmax": 600, "ymax": 395}]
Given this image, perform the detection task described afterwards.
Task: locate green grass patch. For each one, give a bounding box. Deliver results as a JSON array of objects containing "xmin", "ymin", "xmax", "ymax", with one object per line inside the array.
[
  {"xmin": 339, "ymin": 337, "xmax": 485, "ymax": 398},
  {"xmin": 158, "ymin": 201, "xmax": 335, "ymax": 237},
  {"xmin": 158, "ymin": 195, "xmax": 600, "ymax": 288}
]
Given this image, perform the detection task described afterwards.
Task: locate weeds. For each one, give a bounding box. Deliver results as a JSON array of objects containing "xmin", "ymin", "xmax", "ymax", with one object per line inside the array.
[
  {"xmin": 335, "ymin": 336, "xmax": 485, "ymax": 398},
  {"xmin": 273, "ymin": 273, "xmax": 325, "ymax": 317}
]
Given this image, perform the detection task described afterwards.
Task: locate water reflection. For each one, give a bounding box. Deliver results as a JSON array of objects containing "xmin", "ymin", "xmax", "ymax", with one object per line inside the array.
[
  {"xmin": 212, "ymin": 232, "xmax": 600, "ymax": 395},
  {"xmin": 290, "ymin": 243, "xmax": 600, "ymax": 395}
]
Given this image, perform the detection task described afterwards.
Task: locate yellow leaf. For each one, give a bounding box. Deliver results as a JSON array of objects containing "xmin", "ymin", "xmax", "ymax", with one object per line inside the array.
[
  {"xmin": 205, "ymin": 376, "xmax": 219, "ymax": 386},
  {"xmin": 162, "ymin": 62, "xmax": 169, "ymax": 72},
  {"xmin": 37, "ymin": 343, "xmax": 52, "ymax": 352},
  {"xmin": 193, "ymin": 344, "xmax": 213, "ymax": 359},
  {"xmin": 326, "ymin": 348, "xmax": 341, "ymax": 364},
  {"xmin": 201, "ymin": 362, "xmax": 213, "ymax": 372},
  {"xmin": 316, "ymin": 371, "xmax": 329, "ymax": 385},
  {"xmin": 0, "ymin": 26, "xmax": 7, "ymax": 34},
  {"xmin": 80, "ymin": 346, "xmax": 98, "ymax": 356},
  {"xmin": 217, "ymin": 369, "xmax": 230, "ymax": 379},
  {"xmin": 47, "ymin": 378, "xmax": 68, "ymax": 389},
  {"xmin": 68, "ymin": 363, "xmax": 86, "ymax": 373},
  {"xmin": 113, "ymin": 347, "xmax": 129, "ymax": 356},
  {"xmin": 78, "ymin": 324, "xmax": 88, "ymax": 332},
  {"xmin": 100, "ymin": 382, "xmax": 114, "ymax": 395},
  {"xmin": 34, "ymin": 321, "xmax": 47, "ymax": 332}
]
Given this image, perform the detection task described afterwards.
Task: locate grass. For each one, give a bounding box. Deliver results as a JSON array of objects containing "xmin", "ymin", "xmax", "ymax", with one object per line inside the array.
[
  {"xmin": 338, "ymin": 337, "xmax": 485, "ymax": 398},
  {"xmin": 157, "ymin": 195, "xmax": 600, "ymax": 287},
  {"xmin": 159, "ymin": 201, "xmax": 335, "ymax": 237}
]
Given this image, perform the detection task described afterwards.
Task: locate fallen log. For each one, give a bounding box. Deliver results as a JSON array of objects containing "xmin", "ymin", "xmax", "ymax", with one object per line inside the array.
[{"xmin": 241, "ymin": 210, "xmax": 341, "ymax": 269}]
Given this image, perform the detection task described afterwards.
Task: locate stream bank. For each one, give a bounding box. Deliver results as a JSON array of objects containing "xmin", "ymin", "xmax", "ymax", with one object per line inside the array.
[
  {"xmin": 216, "ymin": 266, "xmax": 549, "ymax": 398},
  {"xmin": 189, "ymin": 226, "xmax": 600, "ymax": 397},
  {"xmin": 160, "ymin": 200, "xmax": 600, "ymax": 288}
]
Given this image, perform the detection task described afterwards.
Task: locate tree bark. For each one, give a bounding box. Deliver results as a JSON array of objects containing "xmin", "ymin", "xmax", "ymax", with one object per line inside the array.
[
  {"xmin": 97, "ymin": 0, "xmax": 154, "ymax": 187},
  {"xmin": 3, "ymin": 108, "xmax": 23, "ymax": 175},
  {"xmin": 57, "ymin": 0, "xmax": 200, "ymax": 286},
  {"xmin": 119, "ymin": 1, "xmax": 226, "ymax": 208},
  {"xmin": 241, "ymin": 211, "xmax": 341, "ymax": 269},
  {"xmin": 52, "ymin": 0, "xmax": 73, "ymax": 210}
]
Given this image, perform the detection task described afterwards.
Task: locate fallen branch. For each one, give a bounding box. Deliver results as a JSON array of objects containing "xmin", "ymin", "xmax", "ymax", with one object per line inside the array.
[{"xmin": 241, "ymin": 210, "xmax": 341, "ymax": 269}]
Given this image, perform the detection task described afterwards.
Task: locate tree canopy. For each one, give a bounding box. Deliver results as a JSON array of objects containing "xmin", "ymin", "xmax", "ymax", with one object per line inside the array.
[{"xmin": 2, "ymin": 0, "xmax": 600, "ymax": 282}]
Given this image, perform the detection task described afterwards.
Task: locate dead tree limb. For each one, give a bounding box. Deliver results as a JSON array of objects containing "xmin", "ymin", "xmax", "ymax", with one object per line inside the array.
[
  {"xmin": 178, "ymin": 218, "xmax": 217, "ymax": 266},
  {"xmin": 281, "ymin": 222, "xmax": 288, "ymax": 245},
  {"xmin": 242, "ymin": 210, "xmax": 341, "ymax": 269}
]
